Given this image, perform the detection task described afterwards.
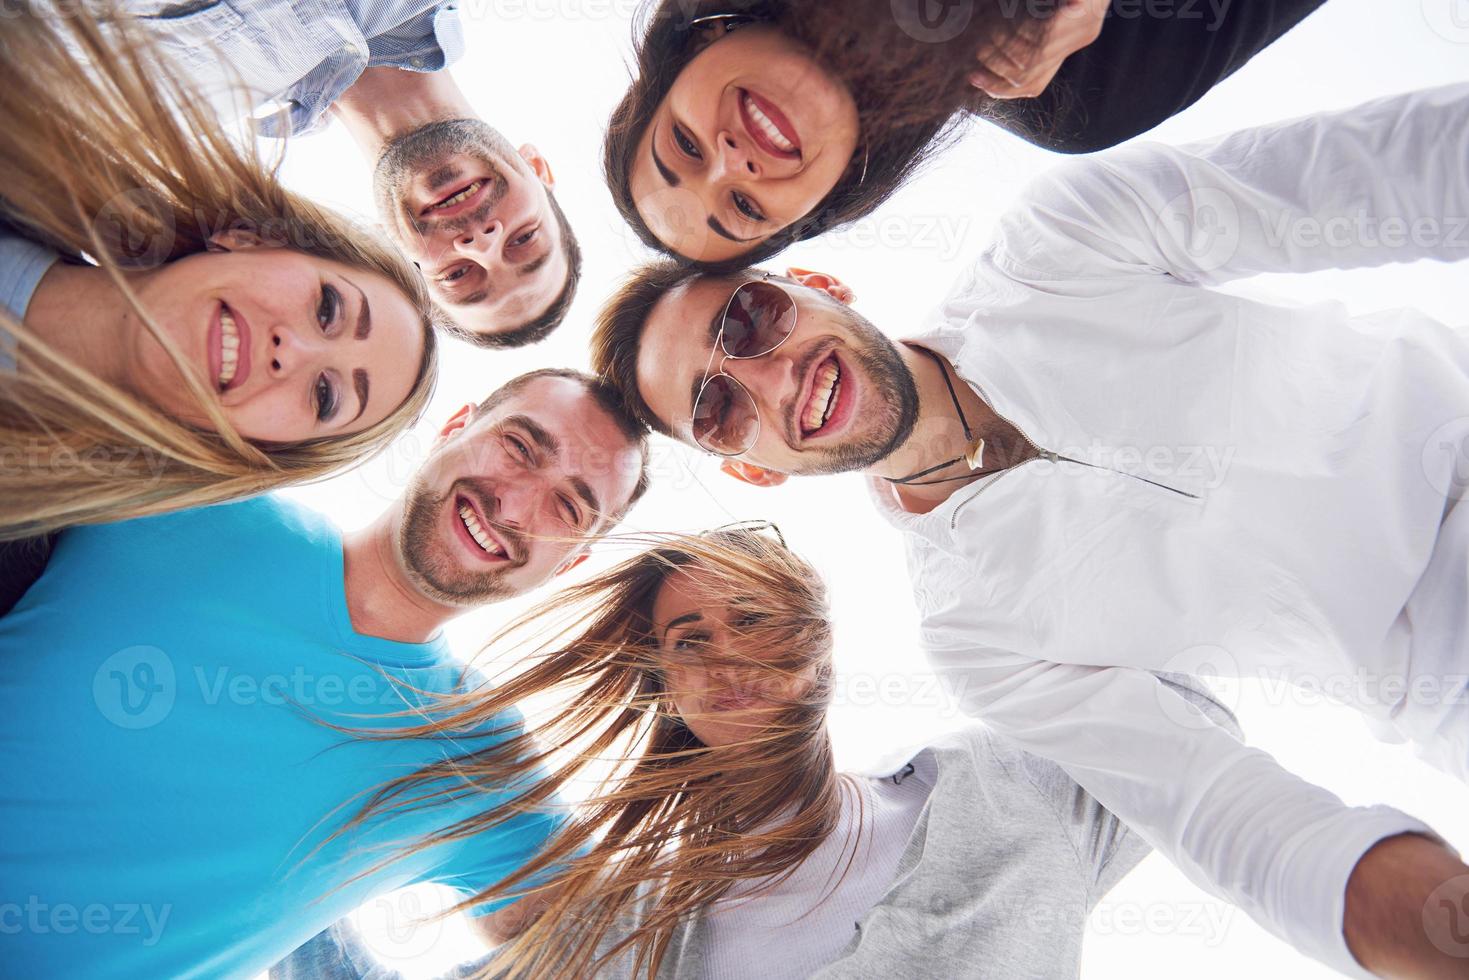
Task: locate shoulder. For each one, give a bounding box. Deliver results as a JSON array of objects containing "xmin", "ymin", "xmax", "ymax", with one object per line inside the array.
[
  {"xmin": 51, "ymin": 495, "xmax": 337, "ymax": 587},
  {"xmin": 71, "ymin": 493, "xmax": 326, "ymax": 545}
]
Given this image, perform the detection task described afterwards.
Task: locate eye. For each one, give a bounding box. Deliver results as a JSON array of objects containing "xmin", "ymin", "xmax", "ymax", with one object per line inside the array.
[
  {"xmin": 509, "ymin": 227, "xmax": 538, "ymax": 249},
  {"xmin": 733, "ymin": 611, "xmax": 766, "ymax": 630},
  {"xmin": 673, "ymin": 632, "xmax": 709, "ymax": 653},
  {"xmin": 556, "ymin": 494, "xmax": 582, "ymax": 528},
  {"xmin": 732, "ymin": 192, "xmax": 765, "ymax": 223},
  {"xmin": 672, "ymin": 123, "xmax": 701, "ymax": 160},
  {"xmin": 504, "ymin": 433, "xmax": 532, "ymax": 463},
  {"xmin": 314, "ymin": 374, "xmax": 338, "ymax": 422},
  {"xmin": 316, "ymin": 284, "xmax": 341, "ymax": 331},
  {"xmin": 440, "ymin": 265, "xmax": 472, "ymax": 283}
]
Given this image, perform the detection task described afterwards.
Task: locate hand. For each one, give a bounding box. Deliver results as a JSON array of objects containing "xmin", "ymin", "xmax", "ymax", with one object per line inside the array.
[
  {"xmin": 970, "ymin": 0, "xmax": 1109, "ymax": 100},
  {"xmin": 1345, "ymin": 832, "xmax": 1469, "ymax": 979}
]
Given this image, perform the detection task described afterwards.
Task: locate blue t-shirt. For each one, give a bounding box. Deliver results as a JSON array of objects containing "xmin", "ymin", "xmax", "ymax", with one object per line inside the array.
[{"xmin": 0, "ymin": 496, "xmax": 559, "ymax": 979}]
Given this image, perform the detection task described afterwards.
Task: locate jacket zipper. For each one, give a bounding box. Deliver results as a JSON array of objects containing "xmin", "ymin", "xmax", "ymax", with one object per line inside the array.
[{"xmin": 951, "ymin": 382, "xmax": 1200, "ymax": 529}]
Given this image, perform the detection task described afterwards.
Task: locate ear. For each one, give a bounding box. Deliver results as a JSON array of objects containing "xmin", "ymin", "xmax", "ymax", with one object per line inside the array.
[
  {"xmin": 518, "ymin": 144, "xmax": 555, "ymax": 190},
  {"xmin": 433, "ymin": 403, "xmax": 476, "ymax": 449},
  {"xmin": 720, "ymin": 459, "xmax": 788, "ymax": 488},
  {"xmin": 785, "ymin": 266, "xmax": 854, "ymax": 305},
  {"xmin": 554, "ymin": 552, "xmax": 590, "ymax": 576},
  {"xmin": 206, "ymin": 228, "xmax": 285, "ymax": 253}
]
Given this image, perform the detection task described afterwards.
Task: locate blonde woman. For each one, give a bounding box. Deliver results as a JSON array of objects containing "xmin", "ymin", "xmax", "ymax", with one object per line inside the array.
[
  {"xmin": 0, "ymin": 4, "xmax": 440, "ymax": 546},
  {"xmin": 276, "ymin": 525, "xmax": 1235, "ymax": 978}
]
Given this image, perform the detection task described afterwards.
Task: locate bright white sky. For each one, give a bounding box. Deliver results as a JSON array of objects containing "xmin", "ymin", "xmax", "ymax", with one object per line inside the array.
[{"xmin": 266, "ymin": 1, "xmax": 1469, "ymax": 976}]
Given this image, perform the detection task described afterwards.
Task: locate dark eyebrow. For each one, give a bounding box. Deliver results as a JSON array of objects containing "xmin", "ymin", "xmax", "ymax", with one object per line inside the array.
[
  {"xmin": 504, "ymin": 414, "xmax": 559, "ymax": 457},
  {"xmin": 661, "ymin": 611, "xmax": 704, "ymax": 641},
  {"xmin": 348, "ymin": 279, "xmax": 371, "ymax": 340},
  {"xmin": 650, "ymin": 133, "xmax": 680, "ymax": 188},
  {"xmin": 568, "ymin": 476, "xmax": 601, "ymax": 528},
  {"xmin": 517, "ymin": 253, "xmax": 549, "ymax": 278},
  {"xmin": 349, "ymin": 368, "xmax": 369, "ymax": 424},
  {"xmin": 707, "ymin": 215, "xmax": 758, "ymax": 244}
]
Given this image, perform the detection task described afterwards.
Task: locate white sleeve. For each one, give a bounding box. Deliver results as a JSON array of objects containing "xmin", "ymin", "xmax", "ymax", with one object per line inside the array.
[
  {"xmin": 989, "ymin": 83, "xmax": 1469, "ymax": 286},
  {"xmin": 929, "ymin": 651, "xmax": 1436, "ymax": 978}
]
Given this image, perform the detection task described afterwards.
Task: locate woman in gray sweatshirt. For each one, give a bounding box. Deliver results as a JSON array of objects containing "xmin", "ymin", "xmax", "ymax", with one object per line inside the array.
[{"xmin": 274, "ymin": 525, "xmax": 1237, "ymax": 979}]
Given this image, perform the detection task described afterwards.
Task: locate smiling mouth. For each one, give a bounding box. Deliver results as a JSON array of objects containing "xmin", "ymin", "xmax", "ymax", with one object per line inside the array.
[
  {"xmin": 740, "ymin": 89, "xmax": 800, "ymax": 157},
  {"xmin": 213, "ymin": 303, "xmax": 251, "ymax": 393},
  {"xmin": 218, "ymin": 308, "xmax": 240, "ymax": 389},
  {"xmin": 456, "ymin": 498, "xmax": 508, "ymax": 559},
  {"xmin": 422, "ymin": 179, "xmax": 485, "ymax": 216},
  {"xmin": 800, "ymin": 354, "xmax": 842, "ymax": 435}
]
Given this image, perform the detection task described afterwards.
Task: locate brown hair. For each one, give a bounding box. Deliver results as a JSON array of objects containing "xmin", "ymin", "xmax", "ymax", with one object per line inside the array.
[
  {"xmin": 0, "ymin": 3, "xmax": 439, "ymax": 540},
  {"xmin": 603, "ymin": 0, "xmax": 1050, "ymax": 269},
  {"xmin": 590, "ymin": 259, "xmax": 749, "ymax": 436},
  {"xmin": 333, "ymin": 525, "xmax": 843, "ymax": 978}
]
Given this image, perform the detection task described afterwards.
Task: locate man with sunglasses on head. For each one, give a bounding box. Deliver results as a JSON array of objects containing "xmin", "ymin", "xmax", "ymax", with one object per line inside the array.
[
  {"xmin": 0, "ymin": 369, "xmax": 647, "ymax": 977},
  {"xmin": 592, "ymin": 85, "xmax": 1469, "ymax": 978},
  {"xmin": 131, "ymin": 0, "xmax": 580, "ymax": 347}
]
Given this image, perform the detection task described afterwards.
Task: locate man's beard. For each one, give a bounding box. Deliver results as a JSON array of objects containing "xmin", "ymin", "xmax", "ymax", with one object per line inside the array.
[
  {"xmin": 788, "ymin": 305, "xmax": 919, "ymax": 476},
  {"xmin": 397, "ymin": 476, "xmax": 525, "ymax": 606},
  {"xmin": 372, "ymin": 119, "xmax": 517, "ymax": 240}
]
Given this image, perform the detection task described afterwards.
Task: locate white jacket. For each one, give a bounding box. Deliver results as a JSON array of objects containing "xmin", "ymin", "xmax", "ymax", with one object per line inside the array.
[{"xmin": 871, "ymin": 84, "xmax": 1469, "ymax": 977}]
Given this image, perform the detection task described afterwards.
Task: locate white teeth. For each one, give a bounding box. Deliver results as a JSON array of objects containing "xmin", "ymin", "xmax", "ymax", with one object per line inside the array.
[
  {"xmin": 430, "ymin": 180, "xmax": 483, "ymax": 211},
  {"xmin": 458, "ymin": 503, "xmax": 506, "ymax": 557},
  {"xmin": 803, "ymin": 361, "xmax": 841, "ymax": 432},
  {"xmin": 217, "ymin": 307, "xmax": 239, "ymax": 388},
  {"xmin": 744, "ymin": 94, "xmax": 796, "ymax": 153}
]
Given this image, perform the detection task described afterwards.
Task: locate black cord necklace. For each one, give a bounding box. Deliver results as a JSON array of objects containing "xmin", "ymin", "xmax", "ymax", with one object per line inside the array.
[{"xmin": 886, "ymin": 347, "xmax": 990, "ymax": 488}]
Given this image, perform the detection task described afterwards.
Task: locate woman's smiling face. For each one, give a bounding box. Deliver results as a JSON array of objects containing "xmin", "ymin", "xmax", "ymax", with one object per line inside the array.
[
  {"xmin": 629, "ymin": 24, "xmax": 860, "ymax": 263},
  {"xmin": 125, "ymin": 236, "xmax": 426, "ymax": 444},
  {"xmin": 652, "ymin": 563, "xmax": 820, "ymax": 748}
]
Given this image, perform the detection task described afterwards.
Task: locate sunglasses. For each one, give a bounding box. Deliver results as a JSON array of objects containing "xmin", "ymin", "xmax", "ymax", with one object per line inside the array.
[{"xmin": 691, "ymin": 275, "xmax": 798, "ymax": 457}]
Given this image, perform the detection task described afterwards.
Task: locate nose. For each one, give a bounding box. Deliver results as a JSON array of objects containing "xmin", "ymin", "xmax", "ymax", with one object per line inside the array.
[
  {"xmin": 709, "ymin": 131, "xmax": 758, "ymax": 184},
  {"xmin": 452, "ymin": 221, "xmax": 503, "ymax": 259},
  {"xmin": 489, "ymin": 479, "xmax": 537, "ymax": 532},
  {"xmin": 267, "ymin": 323, "xmax": 327, "ymax": 380},
  {"xmin": 728, "ymin": 349, "xmax": 798, "ymax": 416}
]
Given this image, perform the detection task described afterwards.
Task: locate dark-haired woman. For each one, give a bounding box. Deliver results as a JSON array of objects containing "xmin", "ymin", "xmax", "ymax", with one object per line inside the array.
[
  {"xmin": 274, "ymin": 525, "xmax": 1237, "ymax": 978},
  {"xmin": 605, "ymin": 0, "xmax": 1329, "ymax": 265}
]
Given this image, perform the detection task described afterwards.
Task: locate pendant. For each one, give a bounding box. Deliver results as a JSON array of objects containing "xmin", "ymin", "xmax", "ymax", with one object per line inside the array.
[{"xmin": 963, "ymin": 437, "xmax": 986, "ymax": 470}]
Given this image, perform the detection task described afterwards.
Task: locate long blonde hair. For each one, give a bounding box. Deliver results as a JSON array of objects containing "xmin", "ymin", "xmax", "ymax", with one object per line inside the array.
[
  {"xmin": 0, "ymin": 3, "xmax": 439, "ymax": 540},
  {"xmin": 331, "ymin": 525, "xmax": 843, "ymax": 978}
]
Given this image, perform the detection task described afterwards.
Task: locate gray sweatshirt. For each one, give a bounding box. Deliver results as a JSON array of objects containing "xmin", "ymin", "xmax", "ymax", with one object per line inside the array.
[{"xmin": 274, "ymin": 678, "xmax": 1236, "ymax": 979}]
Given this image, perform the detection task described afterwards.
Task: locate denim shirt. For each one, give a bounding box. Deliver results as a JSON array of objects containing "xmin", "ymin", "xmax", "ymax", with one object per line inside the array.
[{"xmin": 129, "ymin": 0, "xmax": 464, "ymax": 136}]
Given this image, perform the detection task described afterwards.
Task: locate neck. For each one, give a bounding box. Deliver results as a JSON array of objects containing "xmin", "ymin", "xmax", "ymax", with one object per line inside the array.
[
  {"xmin": 332, "ymin": 66, "xmax": 479, "ymax": 162},
  {"xmin": 341, "ymin": 506, "xmax": 461, "ymax": 644},
  {"xmin": 866, "ymin": 343, "xmax": 999, "ymax": 510},
  {"xmin": 23, "ymin": 263, "xmax": 136, "ymax": 387}
]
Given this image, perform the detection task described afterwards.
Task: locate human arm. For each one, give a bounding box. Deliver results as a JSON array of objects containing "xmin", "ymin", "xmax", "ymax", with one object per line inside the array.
[
  {"xmin": 930, "ymin": 648, "xmax": 1444, "ymax": 977},
  {"xmin": 993, "ymin": 84, "xmax": 1469, "ymax": 284}
]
